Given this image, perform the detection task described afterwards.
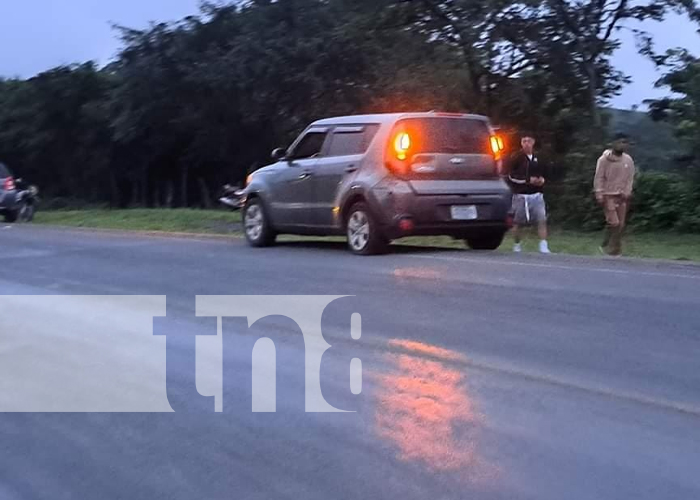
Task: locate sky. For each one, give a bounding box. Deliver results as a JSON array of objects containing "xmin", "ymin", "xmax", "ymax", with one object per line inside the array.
[{"xmin": 1, "ymin": 1, "xmax": 698, "ymax": 109}]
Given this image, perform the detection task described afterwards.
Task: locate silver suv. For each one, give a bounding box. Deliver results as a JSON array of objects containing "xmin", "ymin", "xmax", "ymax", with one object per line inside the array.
[{"xmin": 241, "ymin": 112, "xmax": 512, "ymax": 255}]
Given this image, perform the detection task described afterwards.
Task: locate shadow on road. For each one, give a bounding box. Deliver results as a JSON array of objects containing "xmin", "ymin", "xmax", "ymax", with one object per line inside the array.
[{"xmin": 274, "ymin": 239, "xmax": 463, "ymax": 255}]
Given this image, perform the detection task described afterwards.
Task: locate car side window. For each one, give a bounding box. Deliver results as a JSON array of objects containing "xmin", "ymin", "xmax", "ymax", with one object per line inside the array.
[
  {"xmin": 290, "ymin": 132, "xmax": 327, "ymax": 160},
  {"xmin": 327, "ymin": 125, "xmax": 378, "ymax": 157}
]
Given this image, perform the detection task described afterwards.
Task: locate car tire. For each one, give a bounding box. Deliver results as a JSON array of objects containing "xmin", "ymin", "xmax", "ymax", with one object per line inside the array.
[
  {"xmin": 346, "ymin": 202, "xmax": 388, "ymax": 255},
  {"xmin": 3, "ymin": 210, "xmax": 18, "ymax": 223},
  {"xmin": 243, "ymin": 198, "xmax": 276, "ymax": 247},
  {"xmin": 465, "ymin": 230, "xmax": 505, "ymax": 251}
]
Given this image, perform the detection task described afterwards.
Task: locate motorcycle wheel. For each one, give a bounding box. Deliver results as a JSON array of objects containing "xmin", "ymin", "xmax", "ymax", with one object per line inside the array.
[{"xmin": 18, "ymin": 202, "xmax": 35, "ymax": 223}]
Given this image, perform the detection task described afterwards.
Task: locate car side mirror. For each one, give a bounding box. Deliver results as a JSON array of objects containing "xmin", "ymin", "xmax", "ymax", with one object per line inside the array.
[{"xmin": 271, "ymin": 148, "xmax": 287, "ymax": 162}]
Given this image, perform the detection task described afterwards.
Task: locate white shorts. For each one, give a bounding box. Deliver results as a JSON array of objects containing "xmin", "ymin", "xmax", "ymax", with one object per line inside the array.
[{"xmin": 512, "ymin": 193, "xmax": 547, "ymax": 225}]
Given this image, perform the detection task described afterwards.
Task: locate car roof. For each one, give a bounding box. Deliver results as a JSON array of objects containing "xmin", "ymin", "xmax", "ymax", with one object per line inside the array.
[{"xmin": 311, "ymin": 112, "xmax": 490, "ymax": 127}]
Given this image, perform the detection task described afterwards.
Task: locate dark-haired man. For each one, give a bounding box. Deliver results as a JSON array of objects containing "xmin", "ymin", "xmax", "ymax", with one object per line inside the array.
[
  {"xmin": 594, "ymin": 133, "xmax": 636, "ymax": 256},
  {"xmin": 506, "ymin": 133, "xmax": 551, "ymax": 254}
]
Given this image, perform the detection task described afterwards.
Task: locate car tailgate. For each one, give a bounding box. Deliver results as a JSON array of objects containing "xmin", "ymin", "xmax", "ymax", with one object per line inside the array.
[{"xmin": 408, "ymin": 179, "xmax": 509, "ymax": 196}]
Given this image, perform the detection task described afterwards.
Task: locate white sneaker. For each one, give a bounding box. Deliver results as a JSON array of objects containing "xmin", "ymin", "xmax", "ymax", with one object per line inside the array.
[
  {"xmin": 513, "ymin": 243, "xmax": 522, "ymax": 253},
  {"xmin": 539, "ymin": 240, "xmax": 551, "ymax": 254}
]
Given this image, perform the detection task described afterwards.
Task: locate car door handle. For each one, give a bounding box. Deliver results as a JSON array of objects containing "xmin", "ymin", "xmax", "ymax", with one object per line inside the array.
[
  {"xmin": 345, "ymin": 165, "xmax": 358, "ymax": 173},
  {"xmin": 298, "ymin": 171, "xmax": 313, "ymax": 180}
]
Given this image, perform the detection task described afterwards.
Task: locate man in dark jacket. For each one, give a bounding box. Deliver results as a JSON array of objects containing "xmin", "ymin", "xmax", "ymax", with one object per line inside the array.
[{"xmin": 506, "ymin": 133, "xmax": 550, "ymax": 254}]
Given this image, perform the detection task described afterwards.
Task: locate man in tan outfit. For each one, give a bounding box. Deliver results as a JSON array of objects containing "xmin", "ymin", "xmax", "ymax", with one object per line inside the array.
[{"xmin": 594, "ymin": 133, "xmax": 636, "ymax": 256}]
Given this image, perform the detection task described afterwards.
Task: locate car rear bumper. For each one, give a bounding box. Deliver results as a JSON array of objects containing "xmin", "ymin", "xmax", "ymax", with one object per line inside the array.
[
  {"xmin": 388, "ymin": 220, "xmax": 510, "ymax": 238},
  {"xmin": 370, "ymin": 186, "xmax": 512, "ymax": 239}
]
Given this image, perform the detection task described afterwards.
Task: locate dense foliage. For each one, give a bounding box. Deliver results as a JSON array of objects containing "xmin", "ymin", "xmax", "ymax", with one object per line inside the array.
[
  {"xmin": 649, "ymin": 50, "xmax": 700, "ymax": 177},
  {"xmin": 0, "ymin": 0, "xmax": 698, "ymax": 230}
]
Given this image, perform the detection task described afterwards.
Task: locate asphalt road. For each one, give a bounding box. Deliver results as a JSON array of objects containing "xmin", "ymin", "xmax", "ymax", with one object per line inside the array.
[{"xmin": 1, "ymin": 225, "xmax": 700, "ymax": 500}]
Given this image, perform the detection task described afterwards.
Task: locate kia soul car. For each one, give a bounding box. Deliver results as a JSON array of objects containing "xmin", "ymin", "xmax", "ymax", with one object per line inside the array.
[{"xmin": 241, "ymin": 112, "xmax": 512, "ymax": 255}]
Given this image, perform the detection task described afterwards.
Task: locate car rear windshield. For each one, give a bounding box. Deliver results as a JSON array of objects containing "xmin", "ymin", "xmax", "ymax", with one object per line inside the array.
[{"xmin": 397, "ymin": 117, "xmax": 491, "ymax": 155}]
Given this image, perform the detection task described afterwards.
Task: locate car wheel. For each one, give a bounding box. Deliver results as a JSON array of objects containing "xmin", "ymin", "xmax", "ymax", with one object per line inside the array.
[
  {"xmin": 243, "ymin": 198, "xmax": 276, "ymax": 247},
  {"xmin": 465, "ymin": 230, "xmax": 505, "ymax": 251},
  {"xmin": 346, "ymin": 202, "xmax": 388, "ymax": 255},
  {"xmin": 3, "ymin": 210, "xmax": 18, "ymax": 223}
]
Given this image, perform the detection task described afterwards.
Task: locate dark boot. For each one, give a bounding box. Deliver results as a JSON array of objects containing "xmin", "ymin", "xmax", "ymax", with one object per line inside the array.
[
  {"xmin": 608, "ymin": 226, "xmax": 622, "ymax": 256},
  {"xmin": 601, "ymin": 226, "xmax": 612, "ymax": 251}
]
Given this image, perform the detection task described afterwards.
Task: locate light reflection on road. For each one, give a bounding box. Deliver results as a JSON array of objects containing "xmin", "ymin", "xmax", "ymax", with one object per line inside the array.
[
  {"xmin": 374, "ymin": 339, "xmax": 494, "ymax": 479},
  {"xmin": 392, "ymin": 267, "xmax": 444, "ymax": 281}
]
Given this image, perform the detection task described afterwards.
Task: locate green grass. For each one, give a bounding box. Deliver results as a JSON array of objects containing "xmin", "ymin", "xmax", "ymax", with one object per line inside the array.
[
  {"xmin": 402, "ymin": 230, "xmax": 700, "ymax": 262},
  {"xmin": 35, "ymin": 209, "xmax": 242, "ymax": 234},
  {"xmin": 34, "ymin": 209, "xmax": 700, "ymax": 262}
]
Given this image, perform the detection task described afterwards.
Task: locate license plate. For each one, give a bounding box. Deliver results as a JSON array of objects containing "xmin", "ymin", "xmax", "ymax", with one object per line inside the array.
[{"xmin": 450, "ymin": 205, "xmax": 478, "ymax": 220}]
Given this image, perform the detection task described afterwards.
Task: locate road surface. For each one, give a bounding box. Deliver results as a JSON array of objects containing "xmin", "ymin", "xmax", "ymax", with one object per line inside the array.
[{"xmin": 1, "ymin": 226, "xmax": 700, "ymax": 499}]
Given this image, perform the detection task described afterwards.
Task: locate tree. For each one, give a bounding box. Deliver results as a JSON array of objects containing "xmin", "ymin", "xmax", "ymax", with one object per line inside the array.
[
  {"xmin": 540, "ymin": 0, "xmax": 700, "ymax": 129},
  {"xmin": 394, "ymin": 0, "xmax": 699, "ymax": 132},
  {"xmin": 0, "ymin": 63, "xmax": 114, "ymax": 204},
  {"xmin": 648, "ymin": 49, "xmax": 700, "ymax": 179},
  {"xmin": 105, "ymin": 0, "xmax": 470, "ymax": 207},
  {"xmin": 1, "ymin": 0, "xmax": 698, "ymax": 210}
]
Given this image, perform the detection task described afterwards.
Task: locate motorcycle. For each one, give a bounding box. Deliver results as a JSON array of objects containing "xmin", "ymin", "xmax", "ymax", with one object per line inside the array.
[
  {"xmin": 218, "ymin": 183, "xmax": 245, "ymax": 211},
  {"xmin": 15, "ymin": 178, "xmax": 39, "ymax": 222}
]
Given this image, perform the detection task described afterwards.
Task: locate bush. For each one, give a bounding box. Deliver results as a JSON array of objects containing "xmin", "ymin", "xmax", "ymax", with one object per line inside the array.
[
  {"xmin": 630, "ymin": 172, "xmax": 688, "ymax": 230},
  {"xmin": 547, "ymin": 150, "xmax": 607, "ymax": 231}
]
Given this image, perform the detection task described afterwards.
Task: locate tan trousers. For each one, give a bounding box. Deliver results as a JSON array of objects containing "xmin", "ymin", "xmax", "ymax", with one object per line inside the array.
[
  {"xmin": 604, "ymin": 195, "xmax": 628, "ymax": 228},
  {"xmin": 602, "ymin": 195, "xmax": 628, "ymax": 255}
]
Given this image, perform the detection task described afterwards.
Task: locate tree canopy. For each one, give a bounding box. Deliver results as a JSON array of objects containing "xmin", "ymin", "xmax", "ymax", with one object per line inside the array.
[
  {"xmin": 0, "ymin": 0, "xmax": 698, "ymax": 208},
  {"xmin": 649, "ymin": 50, "xmax": 700, "ymax": 177}
]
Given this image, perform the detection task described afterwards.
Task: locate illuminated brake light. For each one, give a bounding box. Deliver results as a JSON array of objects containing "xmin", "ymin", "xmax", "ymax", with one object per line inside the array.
[
  {"xmin": 490, "ymin": 135, "xmax": 505, "ymax": 158},
  {"xmin": 490, "ymin": 136, "xmax": 500, "ymax": 155},
  {"xmin": 394, "ymin": 132, "xmax": 411, "ymax": 161}
]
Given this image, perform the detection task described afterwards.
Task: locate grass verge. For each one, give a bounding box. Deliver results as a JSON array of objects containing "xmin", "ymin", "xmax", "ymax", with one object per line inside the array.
[
  {"xmin": 35, "ymin": 209, "xmax": 242, "ymax": 235},
  {"xmin": 34, "ymin": 209, "xmax": 700, "ymax": 262}
]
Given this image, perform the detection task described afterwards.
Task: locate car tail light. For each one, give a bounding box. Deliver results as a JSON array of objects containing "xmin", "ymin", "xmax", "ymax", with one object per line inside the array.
[
  {"xmin": 386, "ymin": 130, "xmax": 413, "ymax": 176},
  {"xmin": 489, "ymin": 135, "xmax": 505, "ymax": 168},
  {"xmin": 490, "ymin": 135, "xmax": 504, "ymax": 156},
  {"xmin": 3, "ymin": 177, "xmax": 15, "ymax": 191},
  {"xmin": 394, "ymin": 132, "xmax": 411, "ymax": 161}
]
